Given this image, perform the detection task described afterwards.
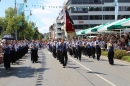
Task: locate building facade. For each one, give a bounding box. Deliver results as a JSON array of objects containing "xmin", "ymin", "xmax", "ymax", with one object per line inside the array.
[
  {"xmin": 53, "ymin": 17, "xmax": 63, "ymax": 39},
  {"xmin": 64, "ymin": 0, "xmax": 130, "ymax": 32},
  {"xmin": 49, "ymin": 25, "xmax": 55, "ymax": 39}
]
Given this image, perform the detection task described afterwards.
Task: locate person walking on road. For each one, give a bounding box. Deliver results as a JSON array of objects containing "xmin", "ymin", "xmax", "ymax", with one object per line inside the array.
[
  {"xmin": 108, "ymin": 39, "xmax": 114, "ymax": 65},
  {"xmin": 3, "ymin": 42, "xmax": 11, "ymax": 70}
]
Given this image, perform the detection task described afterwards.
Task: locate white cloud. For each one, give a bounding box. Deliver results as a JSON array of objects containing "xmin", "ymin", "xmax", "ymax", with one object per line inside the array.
[{"xmin": 32, "ymin": 0, "xmax": 64, "ymax": 34}]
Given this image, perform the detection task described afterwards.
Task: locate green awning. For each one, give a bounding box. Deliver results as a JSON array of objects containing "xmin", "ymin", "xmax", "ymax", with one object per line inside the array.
[
  {"xmin": 107, "ymin": 18, "xmax": 130, "ymax": 30},
  {"xmin": 91, "ymin": 24, "xmax": 106, "ymax": 32}
]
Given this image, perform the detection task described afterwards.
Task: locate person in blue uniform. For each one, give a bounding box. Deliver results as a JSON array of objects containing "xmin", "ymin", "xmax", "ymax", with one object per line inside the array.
[
  {"xmin": 62, "ymin": 39, "xmax": 68, "ymax": 68},
  {"xmin": 87, "ymin": 39, "xmax": 92, "ymax": 58},
  {"xmin": 95, "ymin": 37, "xmax": 101, "ymax": 61},
  {"xmin": 108, "ymin": 39, "xmax": 114, "ymax": 65},
  {"xmin": 56, "ymin": 39, "xmax": 62, "ymax": 63},
  {"xmin": 10, "ymin": 41, "xmax": 16, "ymax": 64},
  {"xmin": 4, "ymin": 42, "xmax": 11, "ymax": 70}
]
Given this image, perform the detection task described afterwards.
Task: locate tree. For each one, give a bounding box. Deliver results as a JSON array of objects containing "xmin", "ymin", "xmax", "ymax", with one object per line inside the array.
[{"xmin": 0, "ymin": 7, "xmax": 43, "ymax": 40}]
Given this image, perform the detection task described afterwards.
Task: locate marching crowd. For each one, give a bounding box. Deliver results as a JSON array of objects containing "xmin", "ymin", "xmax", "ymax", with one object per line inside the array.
[
  {"xmin": 0, "ymin": 40, "xmax": 43, "ymax": 70},
  {"xmin": 0, "ymin": 33, "xmax": 129, "ymax": 70},
  {"xmin": 47, "ymin": 33, "xmax": 130, "ymax": 68}
]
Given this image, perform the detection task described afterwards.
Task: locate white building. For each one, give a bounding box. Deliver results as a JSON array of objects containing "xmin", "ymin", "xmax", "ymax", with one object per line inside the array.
[
  {"xmin": 53, "ymin": 17, "xmax": 63, "ymax": 39},
  {"xmin": 64, "ymin": 0, "xmax": 130, "ymax": 32}
]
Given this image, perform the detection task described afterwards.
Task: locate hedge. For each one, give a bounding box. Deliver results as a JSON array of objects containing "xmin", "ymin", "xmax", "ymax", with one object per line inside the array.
[
  {"xmin": 122, "ymin": 56, "xmax": 130, "ymax": 62},
  {"xmin": 101, "ymin": 50, "xmax": 129, "ymax": 60}
]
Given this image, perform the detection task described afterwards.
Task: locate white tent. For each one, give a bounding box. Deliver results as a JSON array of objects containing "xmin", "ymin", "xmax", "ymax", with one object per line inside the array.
[{"xmin": 97, "ymin": 18, "xmax": 126, "ymax": 32}]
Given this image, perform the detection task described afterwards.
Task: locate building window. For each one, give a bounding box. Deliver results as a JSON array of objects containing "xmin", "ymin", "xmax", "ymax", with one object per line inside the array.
[
  {"xmin": 71, "ymin": 0, "xmax": 77, "ymax": 4},
  {"xmin": 78, "ymin": 25, "xmax": 83, "ymax": 29},
  {"xmin": 77, "ymin": 0, "xmax": 82, "ymax": 4},
  {"xmin": 78, "ymin": 16, "xmax": 83, "ymax": 20},
  {"xmin": 89, "ymin": 0, "xmax": 93, "ymax": 4},
  {"xmin": 83, "ymin": 0, "xmax": 88, "ymax": 4},
  {"xmin": 83, "ymin": 15, "xmax": 88, "ymax": 20},
  {"xmin": 71, "ymin": 16, "xmax": 78, "ymax": 20}
]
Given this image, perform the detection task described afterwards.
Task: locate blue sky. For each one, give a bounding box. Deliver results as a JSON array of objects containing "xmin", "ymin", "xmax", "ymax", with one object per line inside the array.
[{"xmin": 0, "ymin": 0, "xmax": 64, "ymax": 34}]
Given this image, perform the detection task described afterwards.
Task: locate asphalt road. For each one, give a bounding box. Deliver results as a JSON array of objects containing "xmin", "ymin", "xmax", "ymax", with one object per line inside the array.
[{"xmin": 0, "ymin": 49, "xmax": 130, "ymax": 86}]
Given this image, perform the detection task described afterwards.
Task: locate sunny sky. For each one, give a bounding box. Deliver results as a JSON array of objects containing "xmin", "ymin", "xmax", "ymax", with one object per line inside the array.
[{"xmin": 0, "ymin": 0, "xmax": 64, "ymax": 34}]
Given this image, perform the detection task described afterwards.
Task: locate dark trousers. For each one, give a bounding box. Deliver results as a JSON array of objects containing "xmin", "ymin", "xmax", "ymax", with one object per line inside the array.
[
  {"xmin": 72, "ymin": 47, "xmax": 76, "ymax": 58},
  {"xmin": 75, "ymin": 49, "xmax": 78, "ymax": 59},
  {"xmin": 78, "ymin": 48, "xmax": 81, "ymax": 60},
  {"xmin": 62, "ymin": 51, "xmax": 68, "ymax": 66},
  {"xmin": 4, "ymin": 54, "xmax": 11, "ymax": 69},
  {"xmin": 53, "ymin": 49, "xmax": 56, "ymax": 58},
  {"xmin": 31, "ymin": 50, "xmax": 38, "ymax": 62},
  {"xmin": 10, "ymin": 51, "xmax": 16, "ymax": 63},
  {"xmin": 91, "ymin": 47, "xmax": 95, "ymax": 59},
  {"xmin": 57, "ymin": 50, "xmax": 62, "ymax": 62},
  {"xmin": 87, "ymin": 48, "xmax": 92, "ymax": 57},
  {"xmin": 108, "ymin": 51, "xmax": 114, "ymax": 64},
  {"xmin": 96, "ymin": 48, "xmax": 101, "ymax": 60}
]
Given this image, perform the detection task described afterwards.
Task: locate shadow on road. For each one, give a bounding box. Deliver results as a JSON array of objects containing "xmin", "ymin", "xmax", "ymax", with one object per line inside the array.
[
  {"xmin": 113, "ymin": 64, "xmax": 129, "ymax": 66},
  {"xmin": 0, "ymin": 49, "xmax": 49, "ymax": 85},
  {"xmin": 87, "ymin": 71, "xmax": 107, "ymax": 75},
  {"xmin": 67, "ymin": 66, "xmax": 80, "ymax": 69}
]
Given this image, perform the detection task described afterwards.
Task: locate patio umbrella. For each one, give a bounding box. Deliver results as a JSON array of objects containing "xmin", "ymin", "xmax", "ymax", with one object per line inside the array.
[
  {"xmin": 2, "ymin": 34, "xmax": 14, "ymax": 40},
  {"xmin": 107, "ymin": 18, "xmax": 130, "ymax": 30},
  {"xmin": 122, "ymin": 18, "xmax": 130, "ymax": 27},
  {"xmin": 97, "ymin": 18, "xmax": 126, "ymax": 32}
]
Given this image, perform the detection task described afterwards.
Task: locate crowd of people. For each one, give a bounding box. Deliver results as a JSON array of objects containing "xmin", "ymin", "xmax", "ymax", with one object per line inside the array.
[
  {"xmin": 0, "ymin": 40, "xmax": 43, "ymax": 70},
  {"xmin": 47, "ymin": 33, "xmax": 130, "ymax": 68}
]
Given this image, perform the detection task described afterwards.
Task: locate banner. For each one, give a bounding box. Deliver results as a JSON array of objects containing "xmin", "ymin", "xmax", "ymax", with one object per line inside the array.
[
  {"xmin": 17, "ymin": 3, "xmax": 24, "ymax": 15},
  {"xmin": 19, "ymin": 22, "xmax": 22, "ymax": 26},
  {"xmin": 26, "ymin": 15, "xmax": 30, "ymax": 22}
]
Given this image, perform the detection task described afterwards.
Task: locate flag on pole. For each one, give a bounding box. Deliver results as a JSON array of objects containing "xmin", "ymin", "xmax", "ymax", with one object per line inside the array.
[
  {"xmin": 115, "ymin": 0, "xmax": 118, "ymax": 21},
  {"xmin": 63, "ymin": 6, "xmax": 75, "ymax": 39},
  {"xmin": 26, "ymin": 15, "xmax": 30, "ymax": 22}
]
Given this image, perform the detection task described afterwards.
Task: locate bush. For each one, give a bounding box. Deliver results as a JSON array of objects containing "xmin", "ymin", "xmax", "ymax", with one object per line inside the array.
[
  {"xmin": 122, "ymin": 56, "xmax": 130, "ymax": 62},
  {"xmin": 101, "ymin": 50, "xmax": 108, "ymax": 56},
  {"xmin": 114, "ymin": 50, "xmax": 128, "ymax": 59}
]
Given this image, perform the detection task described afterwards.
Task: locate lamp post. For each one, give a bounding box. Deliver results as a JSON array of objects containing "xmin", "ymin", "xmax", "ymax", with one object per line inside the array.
[{"xmin": 23, "ymin": 10, "xmax": 32, "ymax": 39}]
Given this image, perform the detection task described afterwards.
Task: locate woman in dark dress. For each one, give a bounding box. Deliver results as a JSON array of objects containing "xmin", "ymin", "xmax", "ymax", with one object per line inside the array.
[
  {"xmin": 108, "ymin": 39, "xmax": 114, "ymax": 65},
  {"xmin": 4, "ymin": 42, "xmax": 11, "ymax": 70}
]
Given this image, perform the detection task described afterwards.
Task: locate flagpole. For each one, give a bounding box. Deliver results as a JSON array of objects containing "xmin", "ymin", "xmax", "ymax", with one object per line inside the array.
[
  {"xmin": 15, "ymin": 0, "xmax": 17, "ymax": 40},
  {"xmin": 115, "ymin": 0, "xmax": 118, "ymax": 21}
]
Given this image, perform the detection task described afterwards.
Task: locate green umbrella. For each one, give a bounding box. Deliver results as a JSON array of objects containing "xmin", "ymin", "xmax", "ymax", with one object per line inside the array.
[
  {"xmin": 107, "ymin": 18, "xmax": 130, "ymax": 30},
  {"xmin": 91, "ymin": 23, "xmax": 111, "ymax": 32}
]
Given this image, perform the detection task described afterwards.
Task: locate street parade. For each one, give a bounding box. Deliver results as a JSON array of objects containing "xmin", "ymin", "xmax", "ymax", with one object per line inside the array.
[{"xmin": 0, "ymin": 0, "xmax": 130, "ymax": 86}]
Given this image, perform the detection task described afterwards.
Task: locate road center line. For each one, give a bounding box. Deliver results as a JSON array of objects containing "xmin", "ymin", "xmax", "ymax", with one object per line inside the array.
[{"xmin": 68, "ymin": 56, "xmax": 116, "ymax": 86}]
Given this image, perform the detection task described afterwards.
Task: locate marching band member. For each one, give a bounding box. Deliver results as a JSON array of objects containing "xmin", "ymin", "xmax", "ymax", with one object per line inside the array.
[
  {"xmin": 62, "ymin": 39, "xmax": 68, "ymax": 68},
  {"xmin": 52, "ymin": 39, "xmax": 57, "ymax": 58},
  {"xmin": 87, "ymin": 39, "xmax": 92, "ymax": 58},
  {"xmin": 76, "ymin": 38, "xmax": 82, "ymax": 61},
  {"xmin": 4, "ymin": 41, "xmax": 11, "ymax": 70},
  {"xmin": 91, "ymin": 38, "xmax": 96, "ymax": 59},
  {"xmin": 95, "ymin": 37, "xmax": 101, "ymax": 61},
  {"xmin": 108, "ymin": 39, "xmax": 114, "ymax": 65},
  {"xmin": 68, "ymin": 40, "xmax": 73, "ymax": 56}
]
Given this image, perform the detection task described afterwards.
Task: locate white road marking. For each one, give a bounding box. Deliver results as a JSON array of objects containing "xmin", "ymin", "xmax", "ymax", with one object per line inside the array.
[{"xmin": 69, "ymin": 56, "xmax": 116, "ymax": 86}]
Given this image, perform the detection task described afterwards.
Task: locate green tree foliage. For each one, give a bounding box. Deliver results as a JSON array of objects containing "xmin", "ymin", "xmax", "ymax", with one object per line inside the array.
[{"xmin": 0, "ymin": 7, "xmax": 43, "ymax": 40}]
